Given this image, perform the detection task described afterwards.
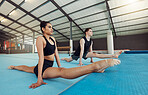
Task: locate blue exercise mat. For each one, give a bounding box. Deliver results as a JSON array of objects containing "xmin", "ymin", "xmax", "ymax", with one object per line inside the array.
[
  {"xmin": 124, "ymin": 50, "xmax": 148, "ymax": 54},
  {"xmin": 59, "ymin": 53, "xmax": 148, "ymax": 95},
  {"xmin": 0, "ymin": 53, "xmax": 90, "ymax": 95}
]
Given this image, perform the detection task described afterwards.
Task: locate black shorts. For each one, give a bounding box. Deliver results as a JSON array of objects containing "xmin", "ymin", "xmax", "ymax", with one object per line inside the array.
[
  {"xmin": 34, "ymin": 59, "xmax": 53, "ymax": 77},
  {"xmin": 71, "ymin": 51, "xmax": 88, "ymax": 61}
]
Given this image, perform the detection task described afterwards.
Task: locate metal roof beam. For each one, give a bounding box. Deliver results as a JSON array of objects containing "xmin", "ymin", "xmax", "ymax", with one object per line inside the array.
[
  {"xmin": 0, "ymin": 13, "xmax": 39, "ymax": 38},
  {"xmin": 49, "ymin": 0, "xmax": 84, "ymax": 34},
  {"xmin": 49, "ymin": 1, "xmax": 107, "ymax": 25},
  {"xmin": 0, "ymin": 29, "xmax": 16, "ymax": 38},
  {"xmin": 0, "ymin": 0, "xmax": 5, "ymax": 7},
  {"xmin": 0, "ymin": 22, "xmax": 32, "ymax": 38},
  {"xmin": 53, "ymin": 28, "xmax": 70, "ymax": 40},
  {"xmin": 5, "ymin": 0, "xmax": 69, "ymax": 40},
  {"xmin": 1, "ymin": 1, "xmax": 50, "ymax": 34},
  {"xmin": 5, "ymin": 0, "xmax": 41, "ymax": 22},
  {"xmin": 105, "ymin": 0, "xmax": 117, "ymax": 37},
  {"xmin": 0, "ymin": 35, "xmax": 11, "ymax": 40},
  {"xmin": 3, "ymin": 0, "xmax": 42, "ymax": 35},
  {"xmin": 0, "ymin": 37, "xmax": 8, "ymax": 41},
  {"xmin": 52, "ymin": 0, "xmax": 144, "ymax": 28}
]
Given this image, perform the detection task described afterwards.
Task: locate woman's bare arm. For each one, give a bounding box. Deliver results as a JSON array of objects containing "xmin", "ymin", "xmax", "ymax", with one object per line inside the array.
[
  {"xmin": 52, "ymin": 37, "xmax": 61, "ymax": 67},
  {"xmin": 29, "ymin": 36, "xmax": 47, "ymax": 89}
]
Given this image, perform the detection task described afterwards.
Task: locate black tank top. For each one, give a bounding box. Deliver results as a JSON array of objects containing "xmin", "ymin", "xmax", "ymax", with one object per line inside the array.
[
  {"xmin": 43, "ymin": 36, "xmax": 55, "ymax": 56},
  {"xmin": 74, "ymin": 36, "xmax": 92, "ymax": 56}
]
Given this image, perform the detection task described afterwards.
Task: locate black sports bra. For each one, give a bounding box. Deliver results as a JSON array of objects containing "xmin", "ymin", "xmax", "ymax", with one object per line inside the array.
[
  {"xmin": 43, "ymin": 36, "xmax": 55, "ymax": 56},
  {"xmin": 73, "ymin": 36, "xmax": 92, "ymax": 56}
]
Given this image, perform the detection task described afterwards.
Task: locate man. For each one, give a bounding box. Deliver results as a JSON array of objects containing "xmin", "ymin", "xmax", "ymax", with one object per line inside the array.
[{"xmin": 61, "ymin": 28, "xmax": 122, "ymax": 66}]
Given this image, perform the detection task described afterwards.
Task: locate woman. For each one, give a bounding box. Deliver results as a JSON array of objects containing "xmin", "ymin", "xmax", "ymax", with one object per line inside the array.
[{"xmin": 8, "ymin": 21, "xmax": 121, "ymax": 89}]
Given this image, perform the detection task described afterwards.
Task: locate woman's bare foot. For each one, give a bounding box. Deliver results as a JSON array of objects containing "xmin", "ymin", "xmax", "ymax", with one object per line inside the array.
[
  {"xmin": 8, "ymin": 65, "xmax": 15, "ymax": 69},
  {"xmin": 97, "ymin": 69, "xmax": 105, "ymax": 73},
  {"xmin": 61, "ymin": 58, "xmax": 66, "ymax": 61},
  {"xmin": 94, "ymin": 59, "xmax": 121, "ymax": 73},
  {"xmin": 113, "ymin": 51, "xmax": 122, "ymax": 58}
]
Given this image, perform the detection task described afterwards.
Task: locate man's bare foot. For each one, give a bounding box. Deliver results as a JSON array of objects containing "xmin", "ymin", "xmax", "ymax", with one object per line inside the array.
[
  {"xmin": 61, "ymin": 57, "xmax": 73, "ymax": 62},
  {"xmin": 8, "ymin": 65, "xmax": 15, "ymax": 69},
  {"xmin": 113, "ymin": 51, "xmax": 122, "ymax": 58},
  {"xmin": 94, "ymin": 59, "xmax": 121, "ymax": 73}
]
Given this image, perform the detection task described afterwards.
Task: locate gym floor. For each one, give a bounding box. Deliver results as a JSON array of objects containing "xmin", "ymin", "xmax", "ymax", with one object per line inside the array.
[{"xmin": 0, "ymin": 53, "xmax": 148, "ymax": 95}]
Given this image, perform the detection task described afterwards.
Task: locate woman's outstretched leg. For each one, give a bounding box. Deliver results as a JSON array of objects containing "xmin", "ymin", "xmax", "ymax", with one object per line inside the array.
[
  {"xmin": 43, "ymin": 59, "xmax": 121, "ymax": 79},
  {"xmin": 8, "ymin": 65, "xmax": 35, "ymax": 73}
]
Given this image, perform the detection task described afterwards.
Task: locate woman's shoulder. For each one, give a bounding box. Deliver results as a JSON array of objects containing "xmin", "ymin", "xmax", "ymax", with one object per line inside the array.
[
  {"xmin": 37, "ymin": 36, "xmax": 44, "ymax": 39},
  {"xmin": 36, "ymin": 36, "xmax": 44, "ymax": 41}
]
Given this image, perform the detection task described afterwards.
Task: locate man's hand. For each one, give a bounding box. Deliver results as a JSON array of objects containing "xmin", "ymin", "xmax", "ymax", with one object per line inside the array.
[
  {"xmin": 78, "ymin": 62, "xmax": 84, "ymax": 66},
  {"xmin": 90, "ymin": 58, "xmax": 94, "ymax": 63},
  {"xmin": 90, "ymin": 60, "xmax": 94, "ymax": 63},
  {"xmin": 29, "ymin": 79, "xmax": 47, "ymax": 89}
]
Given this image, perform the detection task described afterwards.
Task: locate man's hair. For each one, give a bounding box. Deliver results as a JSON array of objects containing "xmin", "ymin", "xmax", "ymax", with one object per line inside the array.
[
  {"xmin": 84, "ymin": 28, "xmax": 91, "ymax": 34},
  {"xmin": 40, "ymin": 21, "xmax": 50, "ymax": 33}
]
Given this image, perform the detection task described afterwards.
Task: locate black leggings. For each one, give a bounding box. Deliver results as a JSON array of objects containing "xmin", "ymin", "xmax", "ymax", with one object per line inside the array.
[{"xmin": 34, "ymin": 59, "xmax": 53, "ymax": 77}]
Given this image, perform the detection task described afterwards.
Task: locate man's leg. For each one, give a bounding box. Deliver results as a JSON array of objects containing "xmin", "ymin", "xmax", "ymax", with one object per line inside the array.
[
  {"xmin": 61, "ymin": 57, "xmax": 73, "ymax": 62},
  {"xmin": 86, "ymin": 51, "xmax": 122, "ymax": 58}
]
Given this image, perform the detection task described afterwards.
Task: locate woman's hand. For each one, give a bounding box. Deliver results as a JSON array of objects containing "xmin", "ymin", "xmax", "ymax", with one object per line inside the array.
[
  {"xmin": 29, "ymin": 79, "xmax": 47, "ymax": 89},
  {"xmin": 78, "ymin": 61, "xmax": 84, "ymax": 66}
]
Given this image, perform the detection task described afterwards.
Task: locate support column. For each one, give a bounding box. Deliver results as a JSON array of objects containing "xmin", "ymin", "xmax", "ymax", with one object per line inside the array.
[
  {"xmin": 9, "ymin": 39, "xmax": 11, "ymax": 54},
  {"xmin": 32, "ymin": 32, "xmax": 35, "ymax": 53},
  {"xmin": 107, "ymin": 30, "xmax": 114, "ymax": 54},
  {"xmin": 15, "ymin": 37, "xmax": 17, "ymax": 50},
  {"xmin": 4, "ymin": 41, "xmax": 6, "ymax": 50},
  {"xmin": 19, "ymin": 43, "xmax": 21, "ymax": 50},
  {"xmin": 22, "ymin": 35, "xmax": 25, "ymax": 50},
  {"xmin": 69, "ymin": 21, "xmax": 73, "ymax": 55},
  {"xmin": 105, "ymin": 0, "xmax": 115, "ymax": 54}
]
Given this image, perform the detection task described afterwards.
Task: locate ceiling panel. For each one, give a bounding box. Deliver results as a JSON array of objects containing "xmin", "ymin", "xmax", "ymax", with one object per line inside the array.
[
  {"xmin": 16, "ymin": 26, "xmax": 27, "ymax": 31},
  {"xmin": 52, "ymin": 17, "xmax": 69, "ymax": 26},
  {"xmin": 116, "ymin": 29, "xmax": 148, "ymax": 36},
  {"xmin": 62, "ymin": 0, "xmax": 105, "ymax": 14},
  {"xmin": 9, "ymin": 23, "xmax": 21, "ymax": 29},
  {"xmin": 26, "ymin": 20, "xmax": 40, "ymax": 28},
  {"xmin": 11, "ymin": 0, "xmax": 24, "ymax": 5},
  {"xmin": 0, "ymin": 1, "xmax": 15, "ymax": 15},
  {"xmin": 18, "ymin": 15, "xmax": 34, "ymax": 24},
  {"xmin": 22, "ymin": 30, "xmax": 32, "ymax": 34},
  {"xmin": 31, "ymin": 2, "xmax": 56, "ymax": 17},
  {"xmin": 9, "ymin": 30, "xmax": 18, "ymax": 34},
  {"xmin": 40, "ymin": 10, "xmax": 64, "ymax": 21},
  {"xmin": 8, "ymin": 9, "xmax": 26, "ymax": 20},
  {"xmin": 32, "ymin": 26, "xmax": 40, "ymax": 31},
  {"xmin": 75, "ymin": 13, "xmax": 107, "ymax": 25},
  {"xmin": 21, "ymin": 0, "xmax": 47, "ymax": 12},
  {"xmin": 70, "ymin": 4, "xmax": 106, "ymax": 20},
  {"xmin": 15, "ymin": 33, "xmax": 22, "ymax": 36},
  {"xmin": 0, "ymin": 27, "xmax": 4, "ymax": 32},
  {"xmin": 54, "ymin": 22, "xmax": 70, "ymax": 30},
  {"xmin": 3, "ymin": 28, "xmax": 11, "ymax": 32},
  {"xmin": 54, "ymin": 0, "xmax": 75, "ymax": 6},
  {"xmin": 0, "ymin": 19, "xmax": 13, "ymax": 26}
]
